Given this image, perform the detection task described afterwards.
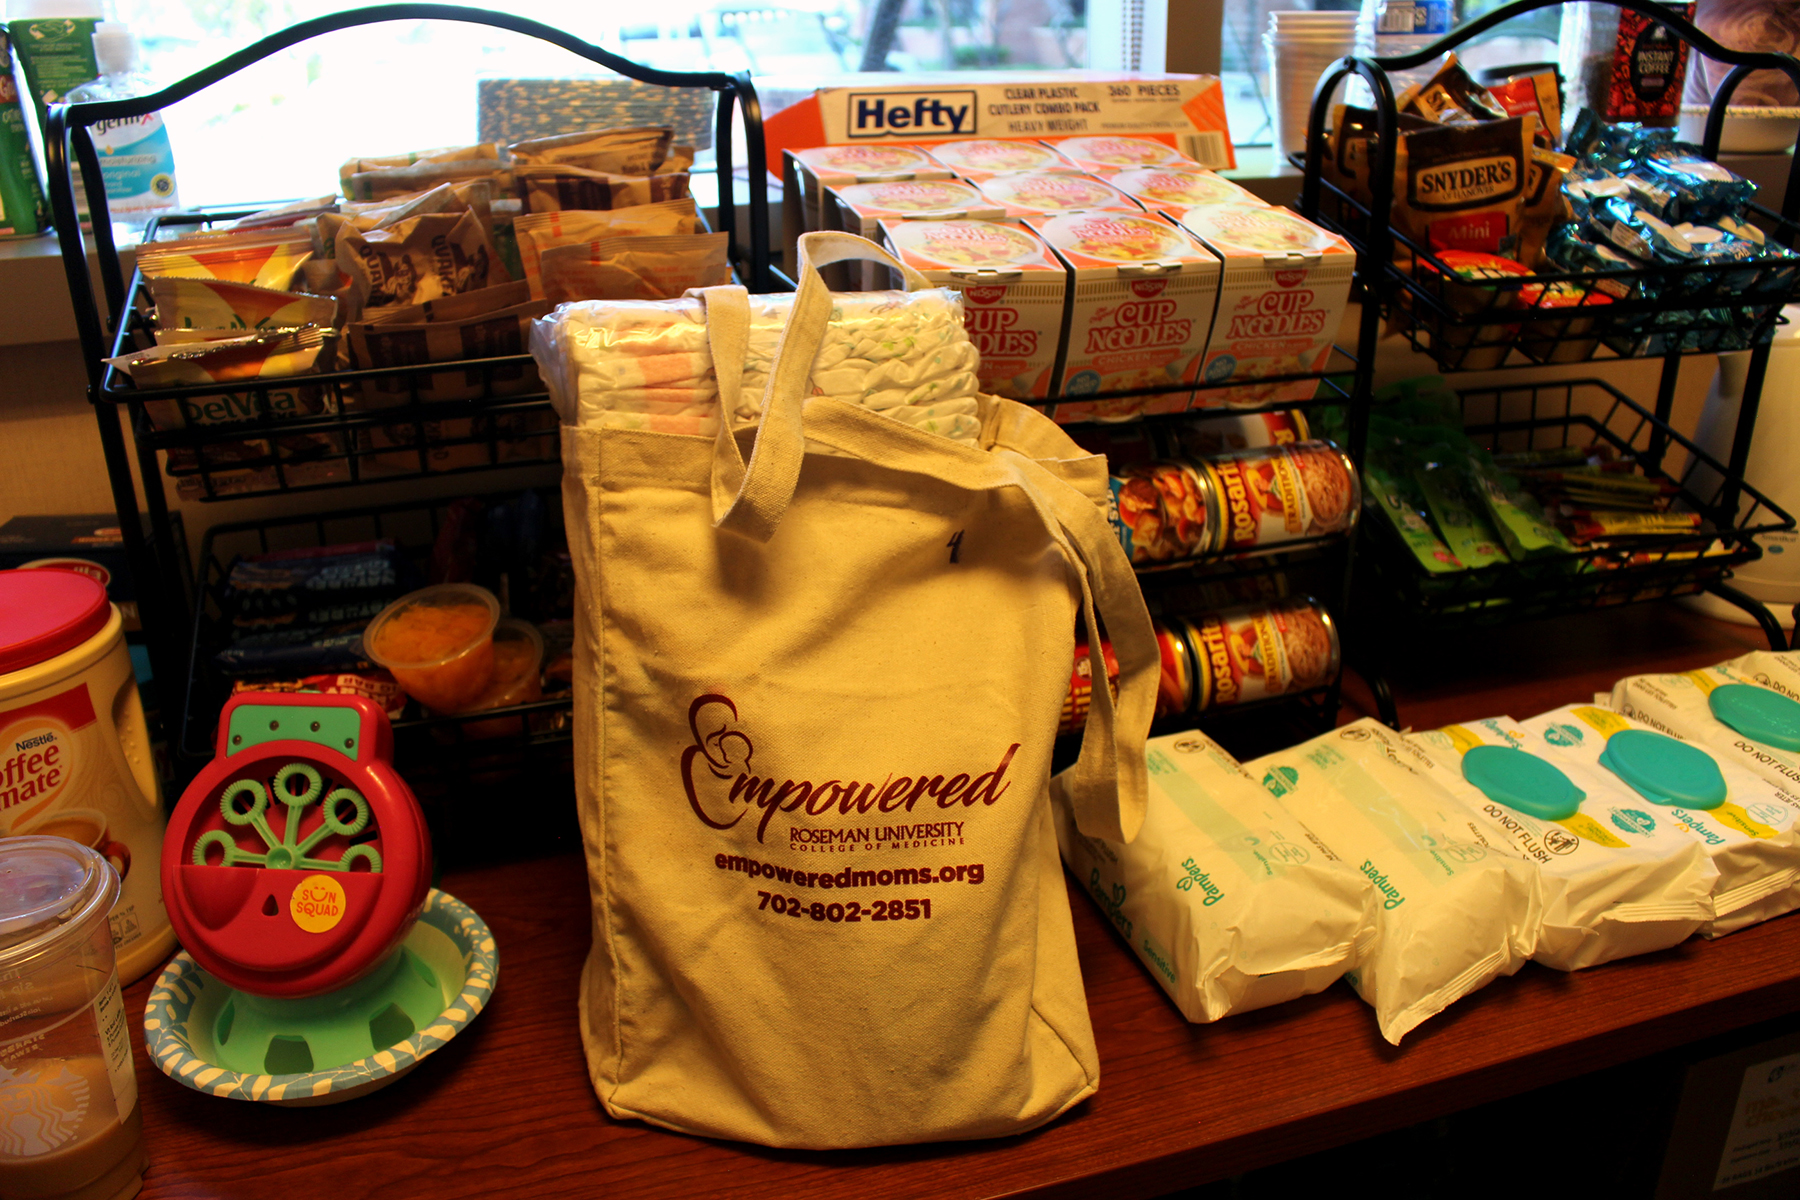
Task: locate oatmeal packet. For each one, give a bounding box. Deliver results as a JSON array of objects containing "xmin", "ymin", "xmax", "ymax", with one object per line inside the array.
[
  {"xmin": 330, "ymin": 210, "xmax": 509, "ymax": 320},
  {"xmin": 515, "ymin": 199, "xmax": 702, "ymax": 298},
  {"xmin": 537, "ymin": 232, "xmax": 731, "ymax": 303},
  {"xmin": 339, "ymin": 143, "xmax": 507, "ymax": 200},
  {"xmin": 507, "ymin": 126, "xmax": 692, "ymax": 176},
  {"xmin": 347, "ymin": 292, "xmax": 553, "ymax": 404},
  {"xmin": 514, "ymin": 165, "xmax": 692, "ymax": 213}
]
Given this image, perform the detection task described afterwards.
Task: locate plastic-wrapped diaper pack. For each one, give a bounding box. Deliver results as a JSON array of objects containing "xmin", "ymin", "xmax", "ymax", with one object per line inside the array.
[
  {"xmin": 1612, "ymin": 656, "xmax": 1800, "ymax": 794},
  {"xmin": 1407, "ymin": 717, "xmax": 1715, "ymax": 971},
  {"xmin": 529, "ymin": 288, "xmax": 984, "ymax": 442},
  {"xmin": 1052, "ymin": 730, "xmax": 1375, "ymax": 1024},
  {"xmin": 1518, "ymin": 704, "xmax": 1800, "ymax": 937},
  {"xmin": 1247, "ymin": 720, "xmax": 1542, "ymax": 1045}
]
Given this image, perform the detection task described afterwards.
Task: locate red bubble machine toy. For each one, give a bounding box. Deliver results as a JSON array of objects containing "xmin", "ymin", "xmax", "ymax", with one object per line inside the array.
[{"xmin": 160, "ymin": 691, "xmax": 442, "ymax": 1077}]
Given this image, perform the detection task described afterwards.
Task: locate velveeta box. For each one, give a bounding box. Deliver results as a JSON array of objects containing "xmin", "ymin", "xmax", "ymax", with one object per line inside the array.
[
  {"xmin": 1168, "ymin": 203, "xmax": 1353, "ymax": 408},
  {"xmin": 879, "ymin": 218, "xmax": 1067, "ymax": 401},
  {"xmin": 1025, "ymin": 211, "xmax": 1222, "ymax": 422},
  {"xmin": 973, "ymin": 172, "xmax": 1142, "ymax": 220},
  {"xmin": 782, "ymin": 143, "xmax": 951, "ymax": 272},
  {"xmin": 1040, "ymin": 135, "xmax": 1194, "ymax": 177},
  {"xmin": 1109, "ymin": 166, "xmax": 1266, "ymax": 214},
  {"xmin": 920, "ymin": 138, "xmax": 1081, "ymax": 182}
]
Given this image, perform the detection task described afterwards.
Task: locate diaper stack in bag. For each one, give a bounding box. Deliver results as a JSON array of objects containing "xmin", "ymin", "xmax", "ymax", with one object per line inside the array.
[
  {"xmin": 1051, "ymin": 730, "xmax": 1375, "ymax": 1024},
  {"xmin": 1406, "ymin": 718, "xmax": 1716, "ymax": 970},
  {"xmin": 1246, "ymin": 720, "xmax": 1543, "ymax": 1044},
  {"xmin": 1517, "ymin": 704, "xmax": 1800, "ymax": 937},
  {"xmin": 1612, "ymin": 652, "xmax": 1800, "ymax": 793},
  {"xmin": 532, "ymin": 289, "xmax": 983, "ymax": 441}
]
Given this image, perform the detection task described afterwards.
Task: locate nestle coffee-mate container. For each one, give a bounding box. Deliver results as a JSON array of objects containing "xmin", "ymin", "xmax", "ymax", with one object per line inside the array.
[{"xmin": 0, "ymin": 568, "xmax": 173, "ymax": 983}]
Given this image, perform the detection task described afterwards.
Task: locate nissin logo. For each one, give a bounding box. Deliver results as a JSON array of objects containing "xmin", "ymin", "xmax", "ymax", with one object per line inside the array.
[{"xmin": 848, "ymin": 91, "xmax": 976, "ymax": 138}]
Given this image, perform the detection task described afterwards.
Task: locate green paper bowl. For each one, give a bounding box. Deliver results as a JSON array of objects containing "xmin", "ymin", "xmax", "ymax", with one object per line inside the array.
[{"xmin": 143, "ymin": 888, "xmax": 497, "ymax": 1106}]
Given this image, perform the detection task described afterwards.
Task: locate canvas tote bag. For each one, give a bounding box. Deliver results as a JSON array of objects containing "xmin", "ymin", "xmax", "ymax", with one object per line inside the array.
[{"xmin": 556, "ymin": 230, "xmax": 1158, "ymax": 1148}]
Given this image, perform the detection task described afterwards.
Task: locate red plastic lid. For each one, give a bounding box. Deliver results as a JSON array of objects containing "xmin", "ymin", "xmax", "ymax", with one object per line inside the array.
[{"xmin": 0, "ymin": 569, "xmax": 112, "ymax": 676}]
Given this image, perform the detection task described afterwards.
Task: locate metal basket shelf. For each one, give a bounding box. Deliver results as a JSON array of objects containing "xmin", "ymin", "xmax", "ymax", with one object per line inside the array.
[
  {"xmin": 1356, "ymin": 379, "xmax": 1795, "ymax": 636},
  {"xmin": 181, "ymin": 489, "xmax": 575, "ymax": 798}
]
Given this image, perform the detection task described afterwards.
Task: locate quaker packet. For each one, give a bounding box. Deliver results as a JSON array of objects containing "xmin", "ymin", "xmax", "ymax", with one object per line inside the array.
[
  {"xmin": 515, "ymin": 199, "xmax": 702, "ymax": 298},
  {"xmin": 223, "ymin": 195, "xmax": 341, "ymax": 231},
  {"xmin": 331, "ymin": 210, "xmax": 508, "ymax": 321},
  {"xmin": 151, "ymin": 277, "xmax": 339, "ymax": 339},
  {"xmin": 507, "ymin": 126, "xmax": 690, "ymax": 176},
  {"xmin": 514, "ymin": 164, "xmax": 691, "ymax": 213},
  {"xmin": 537, "ymin": 232, "xmax": 731, "ymax": 303},
  {"xmin": 137, "ymin": 228, "xmax": 314, "ymax": 291},
  {"xmin": 338, "ymin": 178, "xmax": 493, "ymax": 236},
  {"xmin": 346, "ymin": 295, "xmax": 553, "ymax": 404},
  {"xmin": 1395, "ymin": 115, "xmax": 1534, "ymax": 257},
  {"xmin": 339, "ymin": 143, "xmax": 507, "ymax": 200}
]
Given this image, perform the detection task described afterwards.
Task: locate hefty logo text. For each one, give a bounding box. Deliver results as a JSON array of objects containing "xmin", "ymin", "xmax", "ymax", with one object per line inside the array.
[{"xmin": 848, "ymin": 91, "xmax": 976, "ymax": 137}]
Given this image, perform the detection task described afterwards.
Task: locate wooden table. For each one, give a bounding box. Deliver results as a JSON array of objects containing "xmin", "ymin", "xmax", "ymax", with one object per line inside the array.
[{"xmin": 123, "ymin": 607, "xmax": 1800, "ymax": 1200}]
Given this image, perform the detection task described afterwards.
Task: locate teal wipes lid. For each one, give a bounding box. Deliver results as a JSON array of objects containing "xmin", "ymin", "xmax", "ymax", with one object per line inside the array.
[
  {"xmin": 1462, "ymin": 744, "xmax": 1585, "ymax": 820},
  {"xmin": 1597, "ymin": 728, "xmax": 1728, "ymax": 809},
  {"xmin": 1709, "ymin": 683, "xmax": 1800, "ymax": 752}
]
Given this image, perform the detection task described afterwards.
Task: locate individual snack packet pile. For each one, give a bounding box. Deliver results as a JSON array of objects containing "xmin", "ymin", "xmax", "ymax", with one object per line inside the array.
[
  {"xmin": 1246, "ymin": 719, "xmax": 1543, "ymax": 1044},
  {"xmin": 1051, "ymin": 729, "xmax": 1376, "ymax": 1024},
  {"xmin": 1406, "ymin": 717, "xmax": 1716, "ymax": 970},
  {"xmin": 1516, "ymin": 703, "xmax": 1800, "ymax": 937},
  {"xmin": 212, "ymin": 540, "xmax": 410, "ymax": 676},
  {"xmin": 531, "ymin": 288, "xmax": 984, "ymax": 442}
]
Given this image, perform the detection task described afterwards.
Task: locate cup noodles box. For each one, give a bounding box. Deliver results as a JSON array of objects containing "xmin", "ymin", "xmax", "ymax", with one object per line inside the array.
[
  {"xmin": 1168, "ymin": 204, "xmax": 1353, "ymax": 408},
  {"xmin": 1110, "ymin": 166, "xmax": 1266, "ymax": 214},
  {"xmin": 1025, "ymin": 211, "xmax": 1223, "ymax": 421},
  {"xmin": 1044, "ymin": 135, "xmax": 1195, "ymax": 176},
  {"xmin": 879, "ymin": 219, "xmax": 1067, "ymax": 400},
  {"xmin": 973, "ymin": 172, "xmax": 1142, "ymax": 220},
  {"xmin": 783, "ymin": 142, "xmax": 951, "ymax": 232},
  {"xmin": 827, "ymin": 179, "xmax": 1003, "ymax": 240},
  {"xmin": 920, "ymin": 138, "xmax": 1082, "ymax": 181}
]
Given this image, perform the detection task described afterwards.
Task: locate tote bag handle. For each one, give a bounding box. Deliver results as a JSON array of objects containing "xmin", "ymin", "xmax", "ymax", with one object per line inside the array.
[{"xmin": 697, "ymin": 231, "xmax": 930, "ymax": 541}]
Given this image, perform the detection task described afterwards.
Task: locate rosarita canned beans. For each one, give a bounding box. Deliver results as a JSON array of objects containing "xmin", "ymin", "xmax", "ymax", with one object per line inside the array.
[
  {"xmin": 1108, "ymin": 460, "xmax": 1221, "ymax": 563},
  {"xmin": 1182, "ymin": 598, "xmax": 1341, "ymax": 710},
  {"xmin": 1201, "ymin": 440, "xmax": 1360, "ymax": 553}
]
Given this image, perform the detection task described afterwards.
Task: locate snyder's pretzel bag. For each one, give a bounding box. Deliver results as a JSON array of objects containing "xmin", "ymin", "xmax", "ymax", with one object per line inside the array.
[{"xmin": 1396, "ymin": 116, "xmax": 1535, "ymax": 257}]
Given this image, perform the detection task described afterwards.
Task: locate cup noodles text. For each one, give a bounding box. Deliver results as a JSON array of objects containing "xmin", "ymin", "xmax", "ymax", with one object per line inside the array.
[
  {"xmin": 1169, "ymin": 203, "xmax": 1352, "ymax": 408},
  {"xmin": 828, "ymin": 179, "xmax": 1002, "ymax": 240},
  {"xmin": 1110, "ymin": 166, "xmax": 1266, "ymax": 212},
  {"xmin": 1027, "ymin": 212, "xmax": 1222, "ymax": 422},
  {"xmin": 1043, "ymin": 135, "xmax": 1192, "ymax": 176},
  {"xmin": 881, "ymin": 219, "xmax": 1066, "ymax": 400},
  {"xmin": 923, "ymin": 138, "xmax": 1079, "ymax": 180},
  {"xmin": 974, "ymin": 172, "xmax": 1142, "ymax": 219}
]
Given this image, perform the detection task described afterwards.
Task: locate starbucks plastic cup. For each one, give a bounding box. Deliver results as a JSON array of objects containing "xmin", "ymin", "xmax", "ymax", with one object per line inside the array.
[{"xmin": 0, "ymin": 837, "xmax": 147, "ymax": 1200}]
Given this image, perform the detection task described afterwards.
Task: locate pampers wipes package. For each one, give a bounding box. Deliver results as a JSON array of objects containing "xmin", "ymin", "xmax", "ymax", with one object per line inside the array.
[
  {"xmin": 1612, "ymin": 654, "xmax": 1800, "ymax": 793},
  {"xmin": 1518, "ymin": 704, "xmax": 1800, "ymax": 937},
  {"xmin": 1248, "ymin": 720, "xmax": 1542, "ymax": 1045},
  {"xmin": 1052, "ymin": 730, "xmax": 1374, "ymax": 1023},
  {"xmin": 1407, "ymin": 717, "xmax": 1715, "ymax": 971}
]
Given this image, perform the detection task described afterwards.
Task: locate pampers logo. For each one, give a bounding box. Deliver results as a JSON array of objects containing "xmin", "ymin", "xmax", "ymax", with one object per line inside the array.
[
  {"xmin": 847, "ymin": 90, "xmax": 977, "ymax": 138},
  {"xmin": 680, "ymin": 694, "xmax": 1019, "ymax": 842}
]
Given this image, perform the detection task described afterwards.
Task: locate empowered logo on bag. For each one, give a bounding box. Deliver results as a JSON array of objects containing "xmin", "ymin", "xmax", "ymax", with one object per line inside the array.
[{"xmin": 680, "ymin": 695, "xmax": 1019, "ymax": 845}]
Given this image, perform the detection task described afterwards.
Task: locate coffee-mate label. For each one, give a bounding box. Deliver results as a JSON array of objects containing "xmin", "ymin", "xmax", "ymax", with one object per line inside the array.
[
  {"xmin": 0, "ymin": 670, "xmax": 166, "ymax": 969},
  {"xmin": 881, "ymin": 218, "xmax": 1066, "ymax": 399}
]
